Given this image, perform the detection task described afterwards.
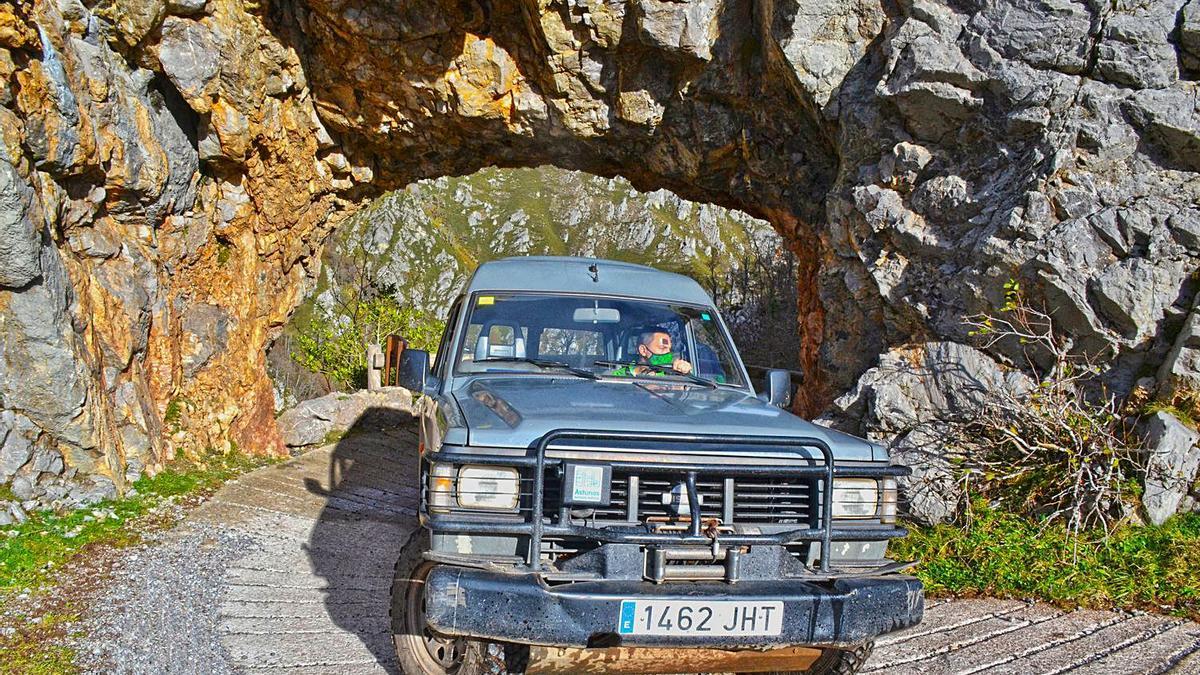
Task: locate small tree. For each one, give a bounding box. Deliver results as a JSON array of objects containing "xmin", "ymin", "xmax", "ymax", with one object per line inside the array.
[
  {"xmin": 291, "ymin": 296, "xmax": 442, "ymax": 391},
  {"xmin": 289, "ymin": 223, "xmax": 443, "ymax": 391}
]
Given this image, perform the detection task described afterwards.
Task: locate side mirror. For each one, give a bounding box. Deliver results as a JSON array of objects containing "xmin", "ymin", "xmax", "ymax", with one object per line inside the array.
[
  {"xmin": 764, "ymin": 369, "xmax": 792, "ymax": 408},
  {"xmin": 398, "ymin": 349, "xmax": 440, "ymax": 395}
]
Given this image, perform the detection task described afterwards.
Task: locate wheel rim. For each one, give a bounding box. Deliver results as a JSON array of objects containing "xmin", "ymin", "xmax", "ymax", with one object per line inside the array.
[{"xmin": 404, "ymin": 561, "xmax": 468, "ymax": 672}]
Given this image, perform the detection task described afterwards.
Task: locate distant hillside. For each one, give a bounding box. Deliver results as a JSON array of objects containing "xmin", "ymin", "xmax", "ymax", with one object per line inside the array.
[{"xmin": 271, "ymin": 167, "xmax": 798, "ymax": 404}]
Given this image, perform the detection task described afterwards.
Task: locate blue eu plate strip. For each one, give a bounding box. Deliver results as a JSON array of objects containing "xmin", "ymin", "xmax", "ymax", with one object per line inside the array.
[{"xmin": 618, "ymin": 600, "xmax": 636, "ymax": 634}]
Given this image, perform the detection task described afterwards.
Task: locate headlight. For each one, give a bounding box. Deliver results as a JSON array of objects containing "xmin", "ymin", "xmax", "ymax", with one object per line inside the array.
[
  {"xmin": 457, "ymin": 465, "xmax": 520, "ymax": 510},
  {"xmin": 832, "ymin": 478, "xmax": 879, "ymax": 519},
  {"xmin": 428, "ymin": 463, "xmax": 455, "ymax": 513}
]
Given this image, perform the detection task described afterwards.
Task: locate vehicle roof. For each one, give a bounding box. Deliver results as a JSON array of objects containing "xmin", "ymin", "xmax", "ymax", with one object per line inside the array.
[{"xmin": 464, "ymin": 256, "xmax": 715, "ymax": 305}]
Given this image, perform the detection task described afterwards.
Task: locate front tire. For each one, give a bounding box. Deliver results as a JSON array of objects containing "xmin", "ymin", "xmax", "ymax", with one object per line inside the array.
[
  {"xmin": 805, "ymin": 641, "xmax": 874, "ymax": 675},
  {"xmin": 390, "ymin": 531, "xmax": 491, "ymax": 674}
]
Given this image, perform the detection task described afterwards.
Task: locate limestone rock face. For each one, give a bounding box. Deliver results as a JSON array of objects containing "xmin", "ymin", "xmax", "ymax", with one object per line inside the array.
[
  {"xmin": 0, "ymin": 142, "xmax": 41, "ymax": 287},
  {"xmin": 1160, "ymin": 295, "xmax": 1200, "ymax": 399},
  {"xmin": 0, "ymin": 0, "xmax": 1197, "ymax": 505}
]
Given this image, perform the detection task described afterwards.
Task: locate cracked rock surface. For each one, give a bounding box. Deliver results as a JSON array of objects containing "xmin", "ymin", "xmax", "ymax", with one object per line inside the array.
[{"xmin": 0, "ymin": 0, "xmax": 1196, "ymax": 502}]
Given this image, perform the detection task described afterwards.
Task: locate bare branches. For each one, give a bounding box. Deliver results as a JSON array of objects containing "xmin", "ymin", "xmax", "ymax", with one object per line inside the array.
[{"xmin": 945, "ymin": 280, "xmax": 1138, "ymax": 534}]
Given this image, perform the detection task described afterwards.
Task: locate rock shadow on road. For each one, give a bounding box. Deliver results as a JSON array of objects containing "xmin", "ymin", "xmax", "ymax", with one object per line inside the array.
[{"xmin": 304, "ymin": 407, "xmax": 423, "ymax": 675}]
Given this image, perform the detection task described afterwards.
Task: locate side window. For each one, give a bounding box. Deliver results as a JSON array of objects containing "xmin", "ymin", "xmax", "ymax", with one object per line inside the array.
[
  {"xmin": 692, "ymin": 320, "xmax": 727, "ymax": 384},
  {"xmin": 432, "ymin": 297, "xmax": 462, "ymax": 377},
  {"xmin": 459, "ymin": 323, "xmax": 483, "ymax": 364},
  {"xmin": 687, "ymin": 312, "xmax": 743, "ymax": 386}
]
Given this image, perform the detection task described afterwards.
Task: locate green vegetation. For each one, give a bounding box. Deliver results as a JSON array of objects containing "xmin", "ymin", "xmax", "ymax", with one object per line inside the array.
[
  {"xmin": 0, "ymin": 451, "xmax": 273, "ymax": 590},
  {"xmin": 955, "ymin": 280, "xmax": 1141, "ymax": 530},
  {"xmin": 1143, "ymin": 399, "xmax": 1198, "ymax": 430},
  {"xmin": 215, "ymin": 240, "xmax": 232, "ymax": 266},
  {"xmin": 163, "ymin": 396, "xmax": 189, "ymax": 430},
  {"xmin": 893, "ymin": 504, "xmax": 1200, "ymax": 620},
  {"xmin": 290, "ymin": 295, "xmax": 443, "ymax": 390},
  {"xmin": 897, "ymin": 280, "xmax": 1200, "ymax": 618},
  {"xmin": 0, "ymin": 451, "xmax": 277, "ymax": 674},
  {"xmin": 0, "ymin": 612, "xmax": 79, "ymax": 675}
]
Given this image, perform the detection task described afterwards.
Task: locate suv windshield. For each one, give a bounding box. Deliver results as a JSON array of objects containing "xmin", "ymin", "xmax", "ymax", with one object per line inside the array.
[{"xmin": 453, "ymin": 293, "xmax": 747, "ymax": 387}]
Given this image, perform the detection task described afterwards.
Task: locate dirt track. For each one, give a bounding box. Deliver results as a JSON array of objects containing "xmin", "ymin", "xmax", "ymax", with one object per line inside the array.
[{"xmin": 83, "ymin": 423, "xmax": 1200, "ymax": 674}]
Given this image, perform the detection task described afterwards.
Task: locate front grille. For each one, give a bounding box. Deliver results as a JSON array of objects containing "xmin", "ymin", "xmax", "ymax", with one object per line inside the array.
[
  {"xmin": 731, "ymin": 478, "xmax": 815, "ymax": 524},
  {"xmin": 635, "ymin": 475, "xmax": 724, "ymax": 520},
  {"xmin": 542, "ymin": 468, "xmax": 817, "ymax": 526}
]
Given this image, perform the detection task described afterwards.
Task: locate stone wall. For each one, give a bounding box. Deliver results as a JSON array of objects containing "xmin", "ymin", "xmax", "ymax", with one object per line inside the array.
[{"xmin": 0, "ymin": 0, "xmax": 1197, "ymax": 505}]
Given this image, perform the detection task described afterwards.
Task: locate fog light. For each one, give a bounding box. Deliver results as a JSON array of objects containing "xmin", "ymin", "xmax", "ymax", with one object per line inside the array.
[
  {"xmin": 832, "ymin": 478, "xmax": 879, "ymax": 519},
  {"xmin": 428, "ymin": 463, "xmax": 455, "ymax": 513},
  {"xmin": 457, "ymin": 465, "xmax": 520, "ymax": 510}
]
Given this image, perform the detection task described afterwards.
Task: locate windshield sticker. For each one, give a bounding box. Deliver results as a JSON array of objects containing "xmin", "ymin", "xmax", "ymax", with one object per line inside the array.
[
  {"xmin": 701, "ymin": 312, "xmax": 711, "ymax": 320},
  {"xmin": 477, "ymin": 296, "xmax": 495, "ymax": 306}
]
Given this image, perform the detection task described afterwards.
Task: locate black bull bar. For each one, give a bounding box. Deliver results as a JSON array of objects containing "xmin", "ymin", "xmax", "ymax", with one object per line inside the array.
[{"xmin": 423, "ymin": 429, "xmax": 910, "ymax": 572}]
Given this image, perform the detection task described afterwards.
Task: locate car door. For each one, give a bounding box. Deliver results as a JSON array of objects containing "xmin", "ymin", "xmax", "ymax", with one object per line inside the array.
[{"xmin": 419, "ymin": 296, "xmax": 462, "ymax": 454}]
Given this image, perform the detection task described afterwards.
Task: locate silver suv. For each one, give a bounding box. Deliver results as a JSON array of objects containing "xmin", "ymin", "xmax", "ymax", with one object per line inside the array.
[{"xmin": 393, "ymin": 257, "xmax": 922, "ymax": 674}]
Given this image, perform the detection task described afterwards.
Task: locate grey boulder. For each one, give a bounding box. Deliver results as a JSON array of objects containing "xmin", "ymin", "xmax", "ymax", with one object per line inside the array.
[
  {"xmin": 1139, "ymin": 411, "xmax": 1200, "ymax": 526},
  {"xmin": 277, "ymin": 396, "xmax": 338, "ymax": 448},
  {"xmin": 822, "ymin": 341, "xmax": 1032, "ymax": 525},
  {"xmin": 277, "ymin": 388, "xmax": 414, "ymax": 448},
  {"xmin": 888, "ymin": 426, "xmax": 962, "ymax": 526}
]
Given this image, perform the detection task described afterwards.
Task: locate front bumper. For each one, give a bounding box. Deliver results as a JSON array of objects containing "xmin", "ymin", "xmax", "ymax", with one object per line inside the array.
[{"xmin": 424, "ymin": 566, "xmax": 924, "ymax": 649}]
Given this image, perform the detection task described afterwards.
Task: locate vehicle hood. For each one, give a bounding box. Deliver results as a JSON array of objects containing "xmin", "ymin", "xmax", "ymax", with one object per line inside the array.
[{"xmin": 451, "ymin": 376, "xmax": 881, "ymax": 461}]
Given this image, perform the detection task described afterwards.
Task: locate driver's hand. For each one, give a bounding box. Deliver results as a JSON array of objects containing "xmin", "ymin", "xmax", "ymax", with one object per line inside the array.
[{"xmin": 673, "ymin": 358, "xmax": 693, "ymax": 375}]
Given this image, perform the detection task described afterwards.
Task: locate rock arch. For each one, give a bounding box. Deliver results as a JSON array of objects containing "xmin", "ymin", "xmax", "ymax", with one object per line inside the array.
[{"xmin": 1, "ymin": 0, "xmax": 1197, "ymax": 500}]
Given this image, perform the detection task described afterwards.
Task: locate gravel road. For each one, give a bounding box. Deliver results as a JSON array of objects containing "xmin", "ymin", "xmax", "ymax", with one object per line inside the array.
[{"xmin": 74, "ymin": 418, "xmax": 1200, "ymax": 674}]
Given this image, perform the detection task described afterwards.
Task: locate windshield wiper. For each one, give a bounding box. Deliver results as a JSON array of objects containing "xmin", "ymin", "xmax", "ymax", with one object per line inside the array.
[
  {"xmin": 592, "ymin": 360, "xmax": 717, "ymax": 389},
  {"xmin": 475, "ymin": 357, "xmax": 598, "ymax": 380}
]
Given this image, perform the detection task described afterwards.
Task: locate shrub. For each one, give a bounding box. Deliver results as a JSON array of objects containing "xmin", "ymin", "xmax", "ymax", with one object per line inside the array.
[{"xmin": 940, "ymin": 280, "xmax": 1140, "ymax": 532}]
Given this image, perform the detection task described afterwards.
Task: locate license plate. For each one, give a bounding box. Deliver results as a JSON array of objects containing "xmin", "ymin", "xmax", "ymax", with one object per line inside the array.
[{"xmin": 616, "ymin": 600, "xmax": 784, "ymax": 636}]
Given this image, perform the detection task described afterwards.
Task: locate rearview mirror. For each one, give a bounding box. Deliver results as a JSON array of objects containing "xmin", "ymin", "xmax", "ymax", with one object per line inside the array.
[
  {"xmin": 573, "ymin": 307, "xmax": 621, "ymax": 323},
  {"xmin": 398, "ymin": 349, "xmax": 440, "ymax": 395}
]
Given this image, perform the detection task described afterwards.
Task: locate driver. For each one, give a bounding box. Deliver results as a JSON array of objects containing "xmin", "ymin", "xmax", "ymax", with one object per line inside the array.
[{"xmin": 615, "ymin": 330, "xmax": 692, "ymax": 376}]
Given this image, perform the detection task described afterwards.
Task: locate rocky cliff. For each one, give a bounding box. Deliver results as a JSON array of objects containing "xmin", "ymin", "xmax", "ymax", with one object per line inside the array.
[
  {"xmin": 1, "ymin": 0, "xmax": 1197, "ymax": 508},
  {"xmin": 318, "ymin": 167, "xmax": 787, "ymax": 322},
  {"xmin": 271, "ymin": 165, "xmax": 797, "ymax": 406}
]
